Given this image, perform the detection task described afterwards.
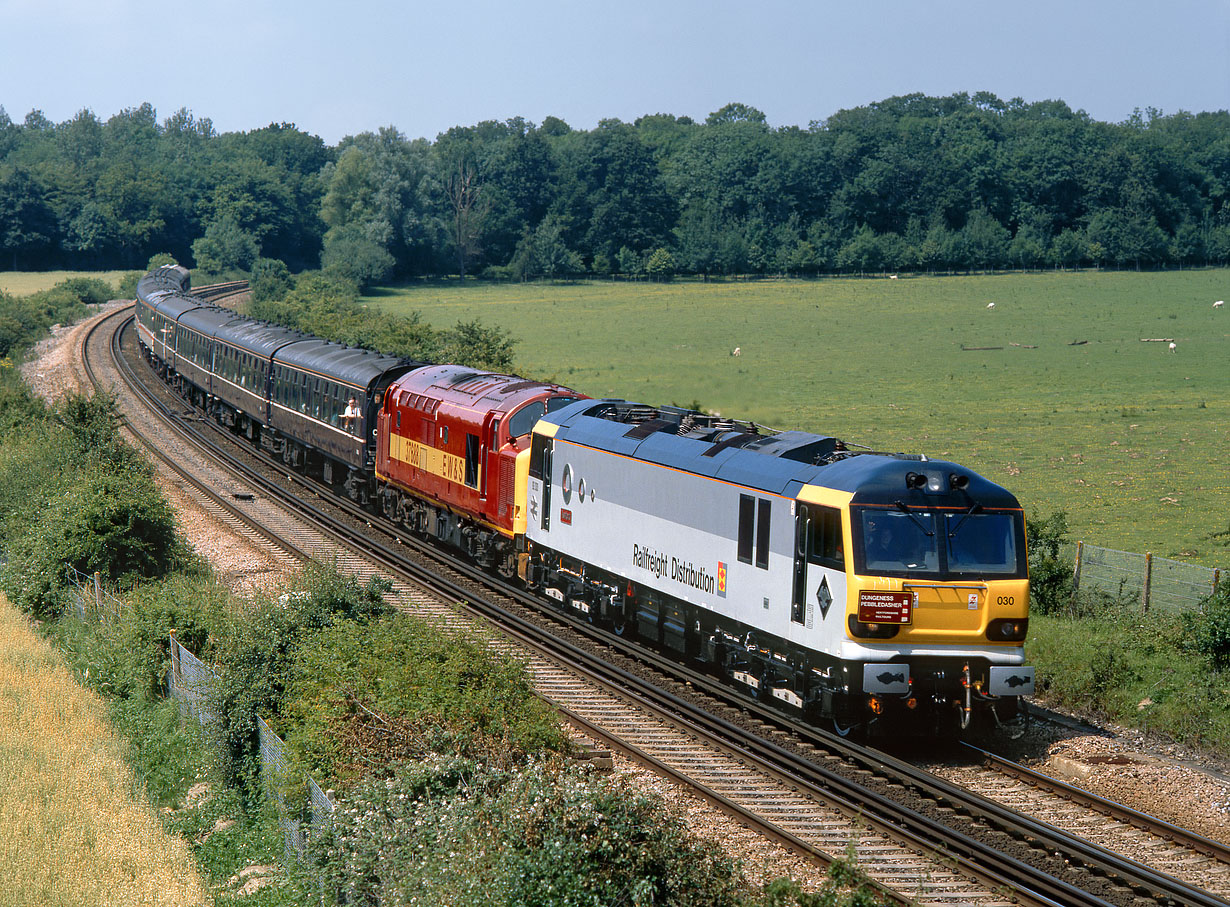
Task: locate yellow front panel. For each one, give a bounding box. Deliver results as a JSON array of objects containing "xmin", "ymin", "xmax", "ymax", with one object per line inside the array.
[
  {"xmin": 846, "ymin": 575, "xmax": 1029, "ymax": 643},
  {"xmin": 796, "ymin": 485, "xmax": 854, "ymax": 509},
  {"xmin": 513, "ymin": 447, "xmax": 531, "ymax": 535}
]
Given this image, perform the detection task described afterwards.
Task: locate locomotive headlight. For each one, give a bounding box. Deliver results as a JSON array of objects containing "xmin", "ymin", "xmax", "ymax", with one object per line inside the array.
[
  {"xmin": 988, "ymin": 618, "xmax": 1029, "ymax": 641},
  {"xmin": 927, "ymin": 474, "xmax": 944, "ymax": 492}
]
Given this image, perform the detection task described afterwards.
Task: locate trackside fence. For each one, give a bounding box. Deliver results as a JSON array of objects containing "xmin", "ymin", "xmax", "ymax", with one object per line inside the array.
[
  {"xmin": 166, "ymin": 634, "xmax": 335, "ymax": 870},
  {"xmin": 65, "ymin": 566, "xmax": 127, "ymax": 623},
  {"xmin": 1069, "ymin": 542, "xmax": 1223, "ymax": 614}
]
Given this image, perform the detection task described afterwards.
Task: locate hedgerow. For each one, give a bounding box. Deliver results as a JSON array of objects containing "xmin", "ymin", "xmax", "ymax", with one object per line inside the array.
[
  {"xmin": 0, "ymin": 391, "xmax": 188, "ymax": 617},
  {"xmin": 322, "ymin": 756, "xmax": 748, "ymax": 907},
  {"xmin": 210, "ymin": 562, "xmax": 395, "ymax": 798},
  {"xmin": 282, "ymin": 613, "xmax": 569, "ymax": 781}
]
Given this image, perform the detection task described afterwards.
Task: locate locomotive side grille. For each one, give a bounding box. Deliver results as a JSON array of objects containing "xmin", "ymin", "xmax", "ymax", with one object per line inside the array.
[{"xmin": 499, "ymin": 456, "xmax": 515, "ymax": 517}]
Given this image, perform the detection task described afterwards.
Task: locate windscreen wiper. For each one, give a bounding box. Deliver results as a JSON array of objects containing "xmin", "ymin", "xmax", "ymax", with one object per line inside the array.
[
  {"xmin": 948, "ymin": 503, "xmax": 984, "ymax": 537},
  {"xmin": 893, "ymin": 500, "xmax": 935, "ymax": 537}
]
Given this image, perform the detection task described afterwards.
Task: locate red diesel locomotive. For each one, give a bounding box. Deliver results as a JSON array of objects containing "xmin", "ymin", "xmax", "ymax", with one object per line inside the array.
[{"xmin": 374, "ymin": 363, "xmax": 583, "ymax": 576}]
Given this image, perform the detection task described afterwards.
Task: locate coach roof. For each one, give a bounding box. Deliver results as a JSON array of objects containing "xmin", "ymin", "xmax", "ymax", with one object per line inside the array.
[{"xmin": 274, "ymin": 338, "xmax": 417, "ymax": 389}]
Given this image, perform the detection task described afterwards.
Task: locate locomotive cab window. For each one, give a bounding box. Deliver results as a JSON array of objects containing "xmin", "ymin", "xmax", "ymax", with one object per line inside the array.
[
  {"xmin": 853, "ymin": 505, "xmax": 1026, "ymax": 578},
  {"xmin": 508, "ymin": 402, "xmax": 545, "ymax": 439},
  {"xmin": 529, "ymin": 433, "xmax": 551, "ymax": 481}
]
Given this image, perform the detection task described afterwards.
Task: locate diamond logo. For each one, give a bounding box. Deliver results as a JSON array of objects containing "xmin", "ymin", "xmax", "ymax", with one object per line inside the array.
[{"xmin": 816, "ymin": 576, "xmax": 833, "ymax": 618}]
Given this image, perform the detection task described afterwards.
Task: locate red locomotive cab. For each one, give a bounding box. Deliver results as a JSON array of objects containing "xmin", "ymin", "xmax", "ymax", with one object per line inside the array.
[{"xmin": 375, "ymin": 364, "xmax": 583, "ymax": 555}]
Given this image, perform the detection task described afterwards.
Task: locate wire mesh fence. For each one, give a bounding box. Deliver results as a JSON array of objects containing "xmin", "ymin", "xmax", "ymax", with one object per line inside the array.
[
  {"xmin": 167, "ymin": 636, "xmax": 334, "ymax": 879},
  {"xmin": 1069, "ymin": 541, "xmax": 1223, "ymax": 614},
  {"xmin": 64, "ymin": 565, "xmax": 127, "ymax": 623}
]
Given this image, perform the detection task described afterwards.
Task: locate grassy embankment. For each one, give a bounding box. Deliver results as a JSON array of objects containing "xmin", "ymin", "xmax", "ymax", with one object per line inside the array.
[
  {"xmin": 0, "ymin": 594, "xmax": 208, "ymax": 907},
  {"xmin": 368, "ymin": 270, "xmax": 1230, "ymax": 567}
]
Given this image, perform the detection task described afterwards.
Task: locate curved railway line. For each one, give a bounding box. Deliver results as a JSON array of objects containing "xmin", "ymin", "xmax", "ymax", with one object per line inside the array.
[{"xmin": 77, "ymin": 294, "xmax": 1230, "ymax": 907}]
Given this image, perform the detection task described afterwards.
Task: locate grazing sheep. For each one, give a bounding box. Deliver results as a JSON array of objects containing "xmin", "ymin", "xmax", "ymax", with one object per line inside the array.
[
  {"xmin": 731, "ymin": 347, "xmax": 741, "ymax": 357},
  {"xmin": 986, "ymin": 302, "xmax": 995, "ymax": 309},
  {"xmin": 1215, "ymin": 300, "xmax": 1225, "ymax": 308},
  {"xmin": 1169, "ymin": 341, "xmax": 1177, "ymax": 352},
  {"xmin": 889, "ymin": 274, "xmax": 899, "ymax": 279}
]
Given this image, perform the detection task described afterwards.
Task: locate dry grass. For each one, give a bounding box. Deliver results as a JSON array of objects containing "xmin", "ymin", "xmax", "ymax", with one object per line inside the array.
[{"xmin": 0, "ymin": 595, "xmax": 208, "ymax": 907}]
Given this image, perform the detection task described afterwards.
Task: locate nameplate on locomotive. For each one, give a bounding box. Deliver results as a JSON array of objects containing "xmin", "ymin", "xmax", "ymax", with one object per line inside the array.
[{"xmin": 857, "ymin": 590, "xmax": 914, "ymax": 624}]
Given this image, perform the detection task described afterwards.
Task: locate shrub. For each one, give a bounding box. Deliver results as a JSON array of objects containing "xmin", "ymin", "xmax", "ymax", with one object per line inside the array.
[
  {"xmin": 284, "ymin": 612, "xmax": 568, "ymax": 779},
  {"xmin": 0, "ymin": 393, "xmax": 186, "ymax": 617},
  {"xmin": 211, "ymin": 561, "xmax": 394, "ymax": 796},
  {"xmin": 0, "ymin": 284, "xmax": 91, "ymax": 357},
  {"xmin": 116, "ymin": 271, "xmax": 143, "ymax": 300},
  {"xmin": 325, "ymin": 756, "xmax": 749, "ymax": 907},
  {"xmin": 1182, "ymin": 586, "xmax": 1230, "ymax": 670},
  {"xmin": 146, "ymin": 253, "xmax": 178, "ymax": 271},
  {"xmin": 1026, "ymin": 510, "xmax": 1073, "ymax": 614},
  {"xmin": 437, "ymin": 319, "xmax": 516, "ymax": 371},
  {"xmin": 55, "ymin": 276, "xmax": 116, "ymax": 306},
  {"xmin": 0, "ymin": 365, "xmax": 45, "ymax": 434},
  {"xmin": 249, "ymin": 257, "xmax": 292, "ymax": 302},
  {"xmin": 3, "ymin": 461, "xmax": 183, "ymax": 617}
]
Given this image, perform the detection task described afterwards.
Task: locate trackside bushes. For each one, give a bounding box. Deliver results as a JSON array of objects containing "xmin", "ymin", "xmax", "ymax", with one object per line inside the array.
[
  {"xmin": 210, "ymin": 563, "xmax": 396, "ymax": 799},
  {"xmin": 0, "ymin": 391, "xmax": 188, "ymax": 618},
  {"xmin": 322, "ymin": 756, "xmax": 748, "ymax": 907},
  {"xmin": 282, "ymin": 614, "xmax": 570, "ymax": 781}
]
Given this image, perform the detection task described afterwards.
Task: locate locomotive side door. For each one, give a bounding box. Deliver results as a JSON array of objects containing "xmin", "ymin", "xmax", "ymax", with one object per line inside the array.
[
  {"xmin": 529, "ymin": 431, "xmax": 553, "ymax": 532},
  {"xmin": 792, "ymin": 507, "xmax": 811, "ymax": 625},
  {"xmin": 792, "ymin": 503, "xmax": 846, "ymax": 634}
]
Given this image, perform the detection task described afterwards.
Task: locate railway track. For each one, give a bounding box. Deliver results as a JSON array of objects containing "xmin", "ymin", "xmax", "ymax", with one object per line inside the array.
[{"xmin": 80, "ymin": 298, "xmax": 1230, "ymax": 907}]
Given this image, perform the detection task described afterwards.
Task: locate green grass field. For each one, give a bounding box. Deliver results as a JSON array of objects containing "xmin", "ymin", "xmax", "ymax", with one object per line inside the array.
[
  {"xmin": 0, "ymin": 271, "xmax": 131, "ymax": 297},
  {"xmin": 368, "ymin": 271, "xmax": 1230, "ymax": 566}
]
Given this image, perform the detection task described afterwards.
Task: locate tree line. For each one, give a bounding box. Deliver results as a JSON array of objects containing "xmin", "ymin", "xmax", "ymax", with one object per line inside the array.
[{"xmin": 3, "ymin": 92, "xmax": 1230, "ymax": 280}]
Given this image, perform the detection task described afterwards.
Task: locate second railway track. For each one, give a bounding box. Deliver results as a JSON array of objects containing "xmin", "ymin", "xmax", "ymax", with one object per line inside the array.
[{"xmin": 79, "ymin": 298, "xmax": 1230, "ymax": 907}]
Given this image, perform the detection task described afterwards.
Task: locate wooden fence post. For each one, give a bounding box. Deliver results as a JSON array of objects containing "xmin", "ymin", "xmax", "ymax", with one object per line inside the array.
[
  {"xmin": 1070, "ymin": 541, "xmax": 1084, "ymax": 611},
  {"xmin": 169, "ymin": 630, "xmax": 180, "ymax": 688},
  {"xmin": 1142, "ymin": 552, "xmax": 1153, "ymax": 613},
  {"xmin": 1214, "ymin": 568, "xmax": 1221, "ymax": 598}
]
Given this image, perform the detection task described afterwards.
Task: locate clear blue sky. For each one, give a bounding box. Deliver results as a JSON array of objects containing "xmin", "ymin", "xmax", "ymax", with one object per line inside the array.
[{"xmin": 3, "ymin": 0, "xmax": 1228, "ymax": 144}]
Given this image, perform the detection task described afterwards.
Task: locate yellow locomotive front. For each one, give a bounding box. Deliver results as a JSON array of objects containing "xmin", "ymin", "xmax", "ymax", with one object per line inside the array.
[{"xmin": 797, "ymin": 460, "xmax": 1033, "ymax": 736}]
